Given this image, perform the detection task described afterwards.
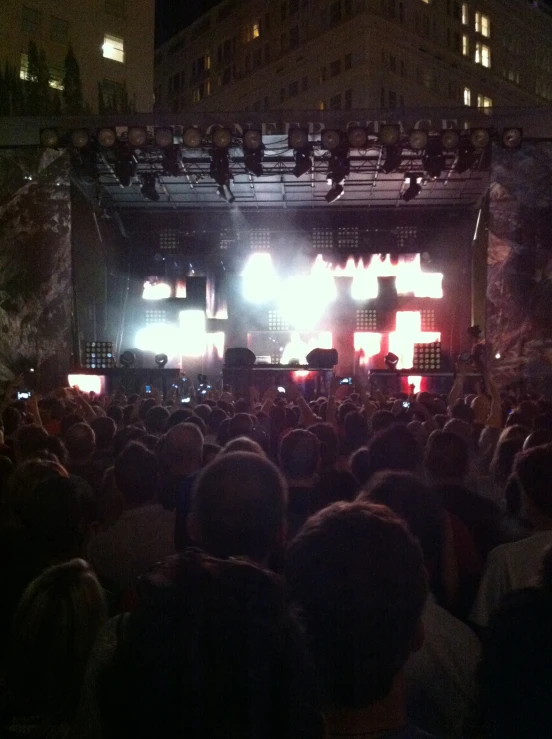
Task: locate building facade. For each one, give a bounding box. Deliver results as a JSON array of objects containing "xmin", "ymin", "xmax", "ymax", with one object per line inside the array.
[
  {"xmin": 0, "ymin": 0, "xmax": 155, "ymax": 112},
  {"xmin": 154, "ymin": 0, "xmax": 552, "ymax": 115}
]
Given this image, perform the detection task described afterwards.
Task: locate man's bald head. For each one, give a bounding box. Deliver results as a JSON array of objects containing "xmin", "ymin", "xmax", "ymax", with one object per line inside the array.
[
  {"xmin": 163, "ymin": 422, "xmax": 204, "ymax": 473},
  {"xmin": 64, "ymin": 422, "xmax": 96, "ymax": 462}
]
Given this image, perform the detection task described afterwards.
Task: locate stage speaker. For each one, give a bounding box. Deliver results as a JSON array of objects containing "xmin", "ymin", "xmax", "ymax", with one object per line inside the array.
[
  {"xmin": 186, "ymin": 276, "xmax": 207, "ymax": 310},
  {"xmin": 306, "ymin": 348, "xmax": 339, "ymax": 369},
  {"xmin": 224, "ymin": 347, "xmax": 256, "ymax": 367}
]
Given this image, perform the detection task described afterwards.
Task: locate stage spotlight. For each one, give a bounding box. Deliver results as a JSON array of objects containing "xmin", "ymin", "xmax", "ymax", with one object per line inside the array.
[
  {"xmin": 470, "ymin": 128, "xmax": 490, "ymax": 149},
  {"xmin": 408, "ymin": 129, "xmax": 428, "ymax": 151},
  {"xmin": 212, "ymin": 127, "xmax": 233, "ymax": 149},
  {"xmin": 210, "ymin": 149, "xmax": 231, "ymax": 185},
  {"xmin": 347, "ymin": 127, "xmax": 368, "ymax": 148},
  {"xmin": 140, "ymin": 173, "xmax": 160, "ymax": 201},
  {"xmin": 402, "ymin": 175, "xmax": 422, "ymax": 202},
  {"xmin": 379, "ymin": 124, "xmax": 400, "ymax": 146},
  {"xmin": 243, "ymin": 130, "xmax": 263, "ymax": 151},
  {"xmin": 244, "ymin": 150, "xmax": 263, "ymax": 177},
  {"xmin": 502, "ymin": 127, "xmax": 523, "ymax": 148},
  {"xmin": 422, "ymin": 137, "xmax": 445, "ymax": 179},
  {"xmin": 455, "ymin": 140, "xmax": 478, "ymax": 174},
  {"xmin": 217, "ymin": 184, "xmax": 235, "ymax": 204},
  {"xmin": 114, "ymin": 151, "xmax": 137, "ymax": 187},
  {"xmin": 325, "ymin": 183, "xmax": 344, "ymax": 203},
  {"xmin": 128, "ymin": 127, "xmax": 148, "ymax": 148},
  {"xmin": 40, "ymin": 128, "xmax": 59, "ymax": 148},
  {"xmin": 97, "ymin": 128, "xmax": 117, "ymax": 148},
  {"xmin": 321, "ymin": 129, "xmax": 343, "ymax": 151},
  {"xmin": 288, "ymin": 128, "xmax": 309, "ymax": 149},
  {"xmin": 120, "ymin": 350, "xmax": 136, "ymax": 368},
  {"xmin": 442, "ymin": 130, "xmax": 460, "ymax": 150},
  {"xmin": 380, "ymin": 145, "xmax": 403, "ymax": 174},
  {"xmin": 293, "ymin": 149, "xmax": 313, "ymax": 178},
  {"xmin": 155, "ymin": 353, "xmax": 168, "ymax": 368},
  {"xmin": 183, "ymin": 127, "xmax": 203, "ymax": 148},
  {"xmin": 242, "ymin": 253, "xmax": 279, "ymax": 303},
  {"xmin": 384, "ymin": 352, "xmax": 399, "ymax": 369},
  {"xmin": 155, "ymin": 127, "xmax": 173, "ymax": 148},
  {"xmin": 71, "ymin": 129, "xmax": 90, "ymax": 149},
  {"xmin": 162, "ymin": 145, "xmax": 182, "ymax": 176}
]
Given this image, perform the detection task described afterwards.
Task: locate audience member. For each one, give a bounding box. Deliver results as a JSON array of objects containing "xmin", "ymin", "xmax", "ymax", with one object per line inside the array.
[
  {"xmin": 222, "ymin": 435, "xmax": 265, "ymax": 456},
  {"xmin": 279, "ymin": 429, "xmax": 320, "ymax": 540},
  {"xmin": 144, "ymin": 404, "xmax": 169, "ymax": 436},
  {"xmin": 351, "ymin": 425, "xmax": 421, "ymax": 487}
]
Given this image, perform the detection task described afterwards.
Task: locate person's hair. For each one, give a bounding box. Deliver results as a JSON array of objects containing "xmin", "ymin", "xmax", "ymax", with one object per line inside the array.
[
  {"xmin": 60, "ymin": 413, "xmax": 85, "ymax": 439},
  {"xmin": 351, "ymin": 426, "xmax": 421, "ymax": 486},
  {"xmin": 64, "ymin": 422, "xmax": 95, "ymax": 462},
  {"xmin": 359, "ymin": 471, "xmax": 445, "ymax": 600},
  {"xmin": 2, "ymin": 406, "xmax": 21, "ymax": 436},
  {"xmin": 343, "ymin": 411, "xmax": 369, "ymax": 452},
  {"xmin": 490, "ymin": 436, "xmax": 524, "ymax": 485},
  {"xmin": 223, "ymin": 436, "xmax": 265, "ymax": 456},
  {"xmin": 193, "ymin": 404, "xmax": 211, "ymax": 423},
  {"xmin": 106, "ymin": 404, "xmax": 123, "ymax": 426},
  {"xmin": 308, "ymin": 423, "xmax": 338, "ymax": 469},
  {"xmin": 228, "ymin": 412, "xmax": 254, "ymax": 440},
  {"xmin": 513, "ymin": 443, "xmax": 552, "ymax": 518},
  {"xmin": 112, "ymin": 426, "xmax": 146, "ymax": 457},
  {"xmin": 524, "ymin": 430, "xmax": 552, "ymax": 450},
  {"xmin": 43, "ymin": 435, "xmax": 67, "ymax": 466},
  {"xmin": 3, "ymin": 459, "xmax": 66, "ymax": 523},
  {"xmin": 451, "ymin": 401, "xmax": 475, "ymax": 424},
  {"xmin": 166, "ymin": 407, "xmax": 195, "ymax": 430},
  {"xmin": 207, "ymin": 407, "xmax": 227, "ymax": 434},
  {"xmin": 15, "ymin": 423, "xmax": 50, "ymax": 461},
  {"xmin": 234, "ymin": 398, "xmax": 249, "ymax": 414},
  {"xmin": 425, "ymin": 430, "xmax": 469, "ymax": 481},
  {"xmin": 115, "ymin": 441, "xmax": 158, "ymax": 507},
  {"xmin": 6, "ymin": 559, "xmax": 107, "ymax": 731},
  {"xmin": 370, "ymin": 410, "xmax": 395, "ymax": 434},
  {"xmin": 138, "ymin": 398, "xmax": 157, "ymax": 422},
  {"xmin": 279, "ymin": 429, "xmax": 320, "ymax": 480},
  {"xmin": 202, "ymin": 442, "xmax": 221, "ymax": 466},
  {"xmin": 191, "ymin": 452, "xmax": 287, "ymax": 563},
  {"xmin": 98, "ymin": 551, "xmax": 322, "ymax": 739},
  {"xmin": 143, "ymin": 405, "xmax": 169, "ymax": 436},
  {"xmin": 90, "ymin": 416, "xmax": 117, "ymax": 451},
  {"xmin": 186, "ymin": 414, "xmax": 207, "ymax": 437},
  {"xmin": 286, "ymin": 502, "xmax": 427, "ymax": 709}
]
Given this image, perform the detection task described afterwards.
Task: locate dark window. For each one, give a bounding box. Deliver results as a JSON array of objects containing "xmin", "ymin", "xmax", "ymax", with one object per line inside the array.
[
  {"xmin": 344, "ymin": 0, "xmax": 352, "ymax": 14},
  {"xmin": 253, "ymin": 99, "xmax": 261, "ymax": 112},
  {"xmin": 344, "ymin": 53, "xmax": 352, "ymax": 70},
  {"xmin": 264, "ymin": 12, "xmax": 271, "ymax": 30},
  {"xmin": 264, "ymin": 43, "xmax": 271, "ymax": 63},
  {"xmin": 399, "ymin": 94, "xmax": 404, "ymax": 107},
  {"xmin": 344, "ymin": 88, "xmax": 353, "ymax": 109},
  {"xmin": 330, "ymin": 93, "xmax": 342, "ymax": 109},
  {"xmin": 254, "ymin": 49, "xmax": 262, "ymax": 66},
  {"xmin": 222, "ymin": 67, "xmax": 231, "ymax": 85},
  {"xmin": 167, "ymin": 38, "xmax": 186, "ymax": 57},
  {"xmin": 330, "ymin": 59, "xmax": 341, "ymax": 76},
  {"xmin": 329, "ymin": 0, "xmax": 342, "ymax": 26},
  {"xmin": 400, "ymin": 59, "xmax": 405, "ymax": 76},
  {"xmin": 245, "ymin": 54, "xmax": 251, "ymax": 73},
  {"xmin": 389, "ymin": 90, "xmax": 397, "ymax": 108},
  {"xmin": 288, "ymin": 80, "xmax": 299, "ymax": 96},
  {"xmin": 280, "ymin": 33, "xmax": 287, "ymax": 51},
  {"xmin": 453, "ymin": 1, "xmax": 460, "ymax": 19},
  {"xmin": 389, "ymin": 55, "xmax": 397, "ymax": 72},
  {"xmin": 105, "ymin": 0, "xmax": 125, "ymax": 17},
  {"xmin": 50, "ymin": 16, "xmax": 68, "ymax": 43},
  {"xmin": 321, "ymin": 8, "xmax": 328, "ymax": 30},
  {"xmin": 22, "ymin": 6, "xmax": 41, "ymax": 34}
]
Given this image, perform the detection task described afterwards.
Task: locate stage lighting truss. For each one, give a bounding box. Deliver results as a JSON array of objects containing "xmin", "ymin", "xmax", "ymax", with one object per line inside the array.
[
  {"xmin": 243, "ymin": 130, "xmax": 264, "ymax": 177},
  {"xmin": 326, "ymin": 147, "xmax": 350, "ymax": 203},
  {"xmin": 402, "ymin": 174, "xmax": 423, "ymax": 202},
  {"xmin": 413, "ymin": 341, "xmax": 441, "ymax": 371},
  {"xmin": 84, "ymin": 341, "xmax": 115, "ymax": 369},
  {"xmin": 140, "ymin": 172, "xmax": 160, "ymax": 201}
]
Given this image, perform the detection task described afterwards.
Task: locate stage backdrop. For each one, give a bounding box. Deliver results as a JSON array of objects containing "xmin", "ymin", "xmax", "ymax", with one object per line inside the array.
[
  {"xmin": 488, "ymin": 141, "xmax": 552, "ymax": 394},
  {"xmin": 0, "ymin": 148, "xmax": 72, "ymax": 388}
]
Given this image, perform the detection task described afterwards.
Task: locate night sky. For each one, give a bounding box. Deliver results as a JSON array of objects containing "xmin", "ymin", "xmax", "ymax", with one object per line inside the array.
[{"xmin": 155, "ymin": 0, "xmax": 224, "ymax": 46}]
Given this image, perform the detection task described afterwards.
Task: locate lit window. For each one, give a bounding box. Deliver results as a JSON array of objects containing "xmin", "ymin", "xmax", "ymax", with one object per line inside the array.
[
  {"xmin": 475, "ymin": 42, "xmax": 490, "ymax": 67},
  {"xmin": 102, "ymin": 34, "xmax": 124, "ymax": 63},
  {"xmin": 463, "ymin": 86, "xmax": 471, "ymax": 105},
  {"xmin": 462, "ymin": 34, "xmax": 469, "ymax": 56},
  {"xmin": 477, "ymin": 93, "xmax": 492, "ymax": 112},
  {"xmin": 19, "ymin": 53, "xmax": 29, "ymax": 80},
  {"xmin": 461, "ymin": 2, "xmax": 468, "ymax": 24},
  {"xmin": 475, "ymin": 11, "xmax": 490, "ymax": 37},
  {"xmin": 253, "ymin": 21, "xmax": 260, "ymax": 38}
]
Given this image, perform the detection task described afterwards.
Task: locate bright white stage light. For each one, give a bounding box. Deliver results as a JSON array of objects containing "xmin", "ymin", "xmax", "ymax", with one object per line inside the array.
[
  {"xmin": 354, "ymin": 332, "xmax": 382, "ymax": 366},
  {"xmin": 142, "ymin": 280, "xmax": 171, "ymax": 300},
  {"xmin": 279, "ymin": 271, "xmax": 336, "ymax": 330},
  {"xmin": 68, "ymin": 374, "xmax": 105, "ymax": 395},
  {"xmin": 280, "ymin": 332, "xmax": 332, "ymax": 365},
  {"xmin": 135, "ymin": 323, "xmax": 181, "ymax": 354},
  {"xmin": 242, "ymin": 253, "xmax": 279, "ymax": 303},
  {"xmin": 179, "ymin": 310, "xmax": 207, "ymax": 357}
]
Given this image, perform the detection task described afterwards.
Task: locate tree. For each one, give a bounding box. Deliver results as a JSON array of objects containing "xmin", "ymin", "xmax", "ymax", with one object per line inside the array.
[
  {"xmin": 62, "ymin": 44, "xmax": 84, "ymax": 114},
  {"xmin": 26, "ymin": 41, "xmax": 52, "ymax": 115}
]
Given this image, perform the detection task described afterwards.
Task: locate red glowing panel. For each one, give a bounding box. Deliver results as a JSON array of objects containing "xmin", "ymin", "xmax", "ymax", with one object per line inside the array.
[
  {"xmin": 67, "ymin": 374, "xmax": 106, "ymax": 395},
  {"xmin": 293, "ymin": 370, "xmax": 310, "ymax": 378},
  {"xmin": 389, "ymin": 312, "xmax": 440, "ymax": 369},
  {"xmin": 354, "ymin": 332, "xmax": 382, "ymax": 366}
]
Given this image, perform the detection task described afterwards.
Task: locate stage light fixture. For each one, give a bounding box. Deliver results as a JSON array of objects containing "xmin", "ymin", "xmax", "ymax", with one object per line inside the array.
[
  {"xmin": 212, "ymin": 127, "xmax": 233, "ymax": 149},
  {"xmin": 162, "ymin": 145, "xmax": 182, "ymax": 176},
  {"xmin": 128, "ymin": 127, "xmax": 148, "ymax": 148},
  {"xmin": 442, "ymin": 130, "xmax": 460, "ymax": 150},
  {"xmin": 155, "ymin": 353, "xmax": 168, "ymax": 368},
  {"xmin": 402, "ymin": 175, "xmax": 422, "ymax": 202},
  {"xmin": 216, "ymin": 184, "xmax": 235, "ymax": 204},
  {"xmin": 384, "ymin": 352, "xmax": 399, "ymax": 369},
  {"xmin": 327, "ymin": 149, "xmax": 350, "ymax": 185},
  {"xmin": 71, "ymin": 129, "xmax": 90, "ymax": 149},
  {"xmin": 293, "ymin": 149, "xmax": 313, "ymax": 178},
  {"xmin": 347, "ymin": 127, "xmax": 368, "ymax": 149},
  {"xmin": 325, "ymin": 183, "xmax": 344, "ymax": 203},
  {"xmin": 140, "ymin": 173, "xmax": 160, "ymax": 202},
  {"xmin": 97, "ymin": 128, "xmax": 117, "ymax": 148},
  {"xmin": 455, "ymin": 140, "xmax": 478, "ymax": 174},
  {"xmin": 40, "ymin": 128, "xmax": 59, "ymax": 148},
  {"xmin": 243, "ymin": 130, "xmax": 263, "ymax": 151},
  {"xmin": 288, "ymin": 128, "xmax": 309, "ymax": 149},
  {"xmin": 502, "ymin": 127, "xmax": 523, "ymax": 148},
  {"xmin": 210, "ymin": 149, "xmax": 232, "ymax": 186},
  {"xmin": 244, "ymin": 150, "xmax": 264, "ymax": 177},
  {"xmin": 379, "ymin": 124, "xmax": 400, "ymax": 146},
  {"xmin": 380, "ymin": 145, "xmax": 403, "ymax": 174},
  {"xmin": 422, "ymin": 137, "xmax": 445, "ymax": 179},
  {"xmin": 408, "ymin": 130, "xmax": 428, "ymax": 151},
  {"xmin": 321, "ymin": 129, "xmax": 343, "ymax": 151},
  {"xmin": 470, "ymin": 128, "xmax": 490, "ymax": 149},
  {"xmin": 120, "ymin": 350, "xmax": 136, "ymax": 368},
  {"xmin": 183, "ymin": 127, "xmax": 203, "ymax": 148},
  {"xmin": 114, "ymin": 151, "xmax": 137, "ymax": 187},
  {"xmin": 155, "ymin": 127, "xmax": 174, "ymax": 148}
]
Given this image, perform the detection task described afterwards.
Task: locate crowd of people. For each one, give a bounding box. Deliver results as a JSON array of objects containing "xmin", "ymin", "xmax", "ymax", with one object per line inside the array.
[{"xmin": 0, "ymin": 361, "xmax": 551, "ymax": 739}]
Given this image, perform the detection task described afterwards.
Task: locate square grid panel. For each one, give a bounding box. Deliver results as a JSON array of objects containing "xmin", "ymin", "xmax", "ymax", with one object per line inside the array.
[
  {"xmin": 159, "ymin": 228, "xmax": 178, "ymax": 251},
  {"xmin": 420, "ymin": 309, "xmax": 436, "ymax": 332},
  {"xmin": 268, "ymin": 311, "xmax": 290, "ymax": 331},
  {"xmin": 145, "ymin": 309, "xmax": 168, "ymax": 325},
  {"xmin": 413, "ymin": 341, "xmax": 442, "ymax": 370},
  {"xmin": 84, "ymin": 341, "xmax": 115, "ymax": 369},
  {"xmin": 356, "ymin": 308, "xmax": 378, "ymax": 331}
]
